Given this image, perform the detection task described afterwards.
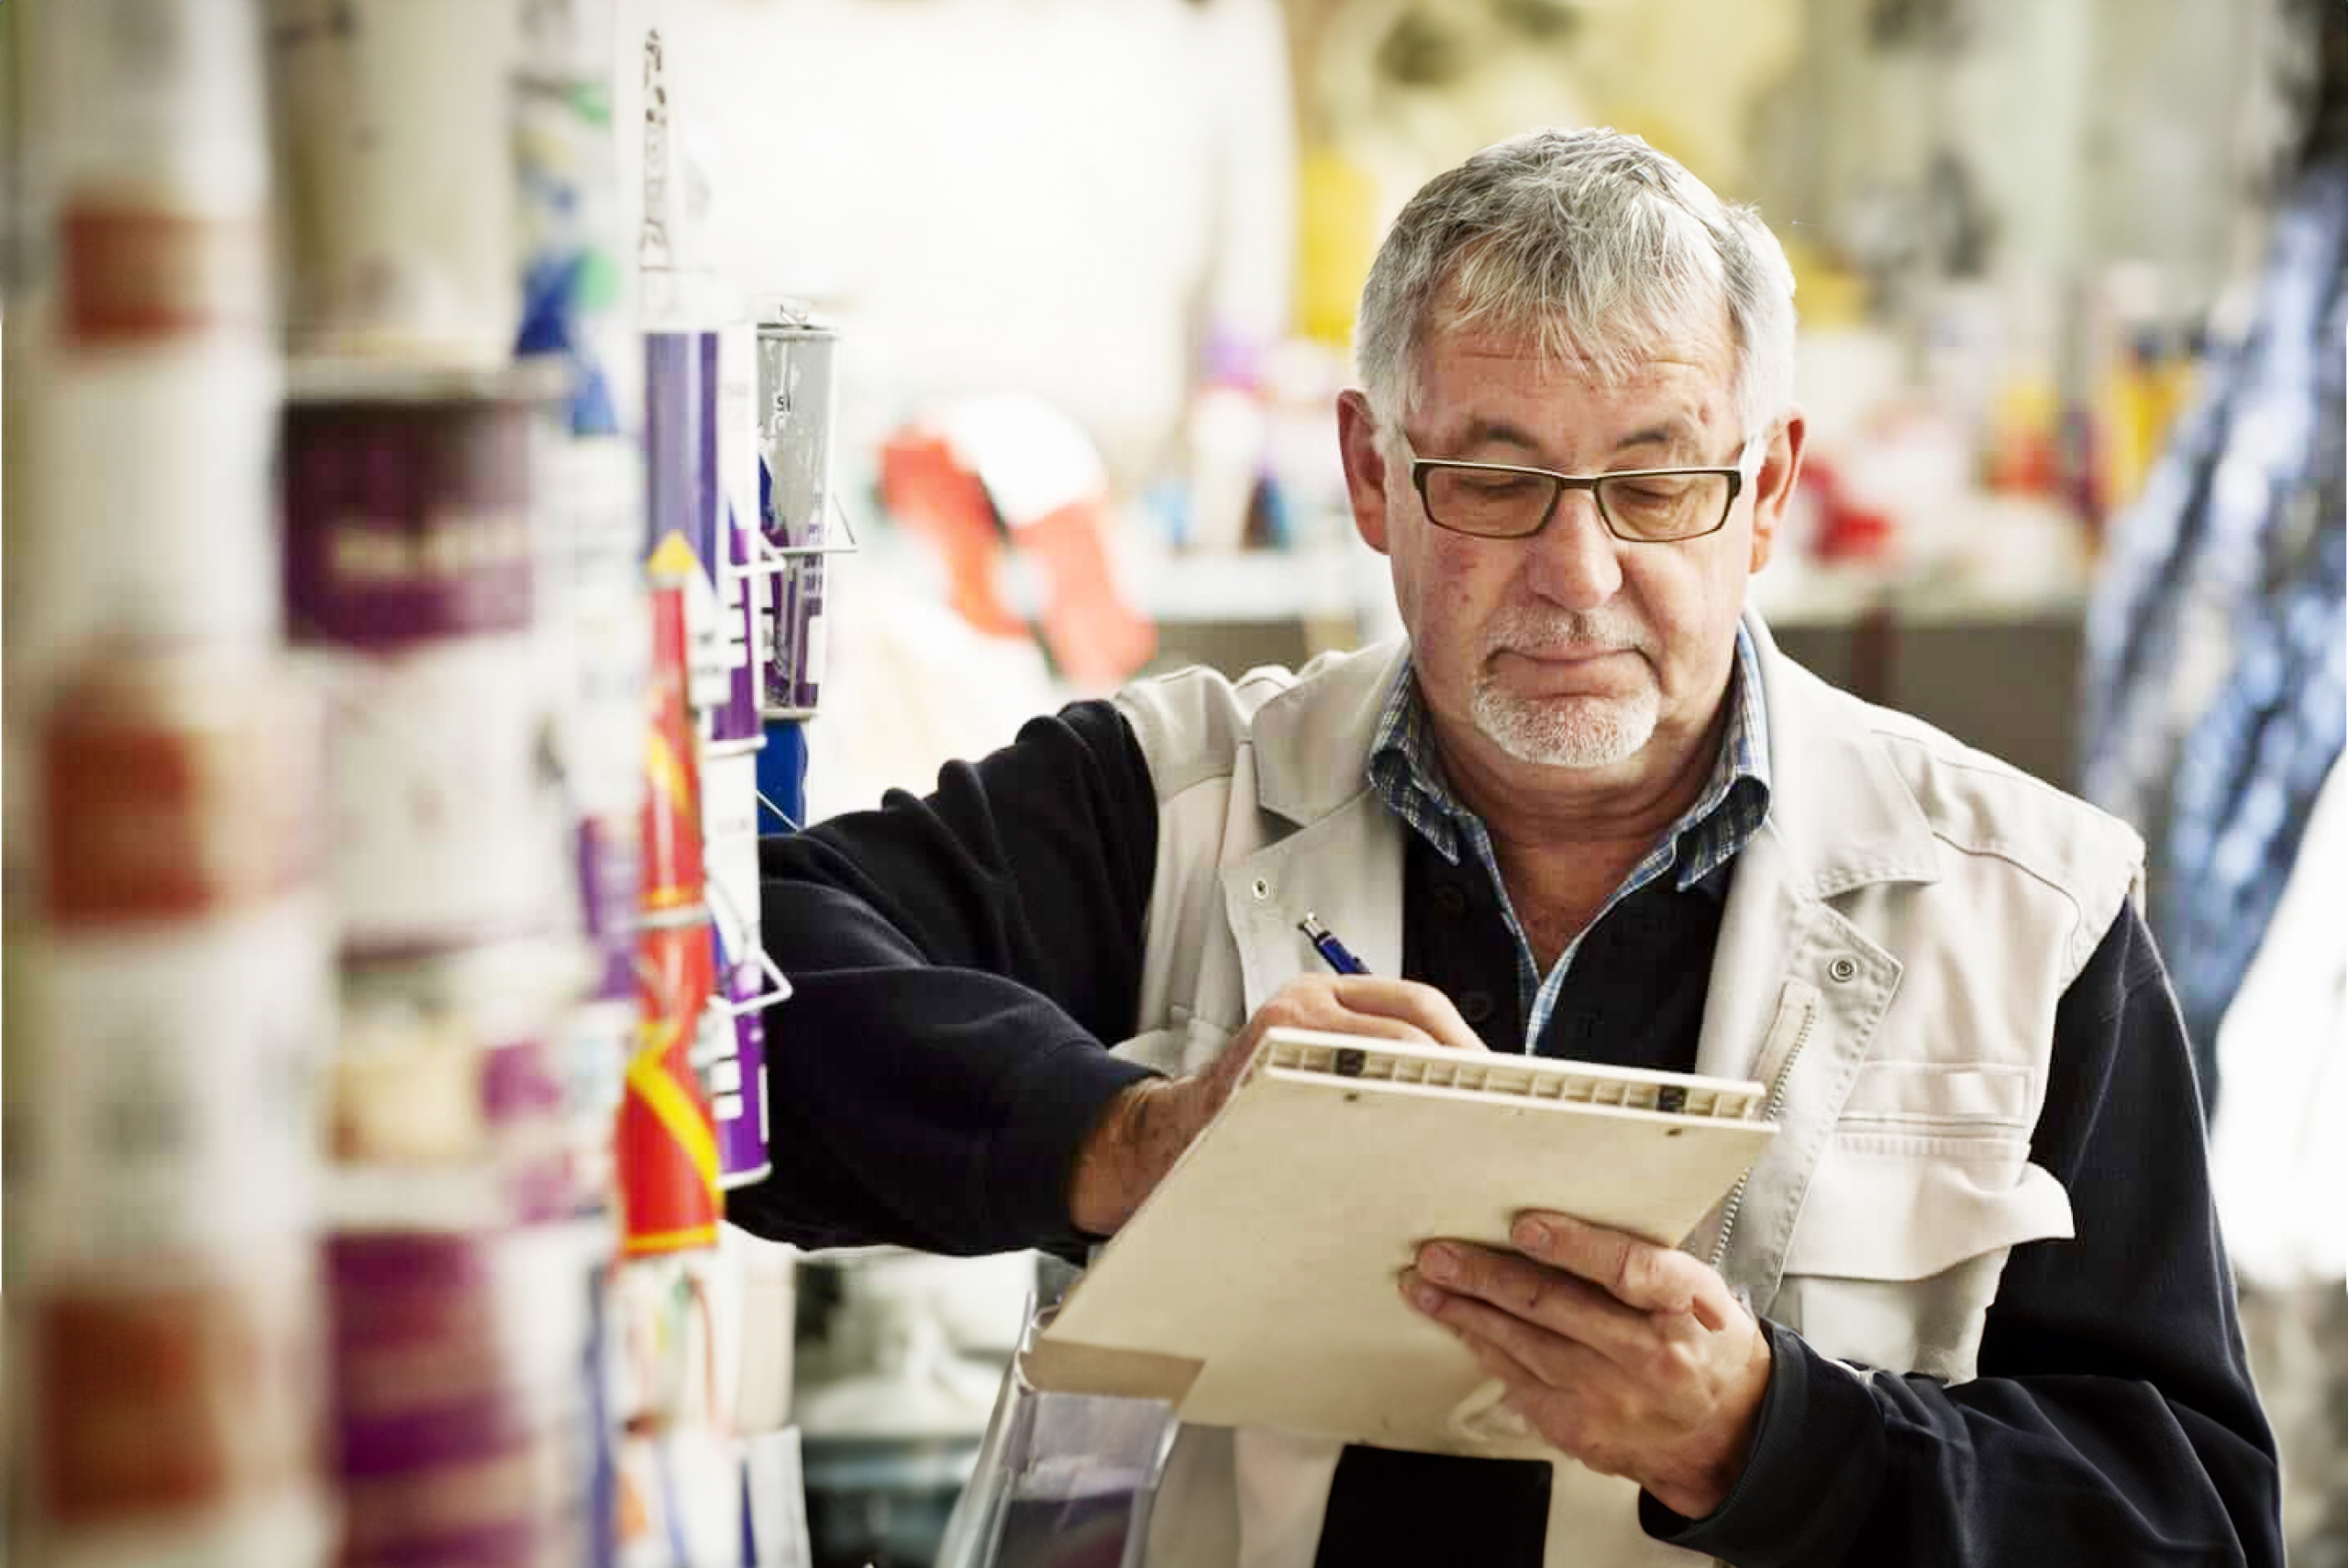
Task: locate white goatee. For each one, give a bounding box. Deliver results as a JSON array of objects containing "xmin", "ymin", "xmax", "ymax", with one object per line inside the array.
[{"xmin": 1469, "ymin": 608, "xmax": 1661, "ymax": 769}]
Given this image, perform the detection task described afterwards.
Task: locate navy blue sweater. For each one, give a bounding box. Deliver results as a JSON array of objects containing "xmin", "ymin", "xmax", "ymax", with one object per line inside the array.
[{"xmin": 730, "ymin": 700, "xmax": 2281, "ymax": 1567}]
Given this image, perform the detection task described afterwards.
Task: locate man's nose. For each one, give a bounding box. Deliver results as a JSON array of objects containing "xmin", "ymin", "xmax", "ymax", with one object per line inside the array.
[{"xmin": 1523, "ymin": 489, "xmax": 1623, "ymax": 611}]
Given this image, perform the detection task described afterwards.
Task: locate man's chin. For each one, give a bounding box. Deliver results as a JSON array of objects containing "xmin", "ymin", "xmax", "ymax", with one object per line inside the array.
[{"xmin": 1471, "ymin": 691, "xmax": 1658, "ymax": 770}]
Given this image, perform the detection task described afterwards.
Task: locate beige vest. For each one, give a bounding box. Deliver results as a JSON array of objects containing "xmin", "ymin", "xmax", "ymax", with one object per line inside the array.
[{"xmin": 1104, "ymin": 614, "xmax": 2143, "ymax": 1568}]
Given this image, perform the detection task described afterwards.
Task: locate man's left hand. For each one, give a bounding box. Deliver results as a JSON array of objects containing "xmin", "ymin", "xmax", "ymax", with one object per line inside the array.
[{"xmin": 1401, "ymin": 1211, "xmax": 1772, "ymax": 1519}]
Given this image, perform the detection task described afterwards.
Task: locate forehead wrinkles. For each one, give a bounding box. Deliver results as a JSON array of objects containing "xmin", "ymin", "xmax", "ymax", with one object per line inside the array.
[
  {"xmin": 1414, "ymin": 335, "xmax": 1737, "ymax": 454},
  {"xmin": 1408, "ymin": 295, "xmax": 1736, "ymax": 432}
]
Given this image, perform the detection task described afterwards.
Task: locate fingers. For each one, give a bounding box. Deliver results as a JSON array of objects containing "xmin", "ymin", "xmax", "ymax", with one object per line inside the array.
[
  {"xmin": 1319, "ymin": 976, "xmax": 1488, "ymax": 1052},
  {"xmin": 1405, "ymin": 1243, "xmax": 1665, "ymax": 1370},
  {"xmin": 1404, "ymin": 1268, "xmax": 1612, "ymax": 1390},
  {"xmin": 1509, "ymin": 1212, "xmax": 1738, "ymax": 1323},
  {"xmin": 1241, "ymin": 975, "xmax": 1490, "ymax": 1055}
]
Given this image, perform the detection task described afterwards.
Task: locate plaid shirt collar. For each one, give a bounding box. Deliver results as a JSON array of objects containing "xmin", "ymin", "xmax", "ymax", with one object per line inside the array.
[{"xmin": 1368, "ymin": 623, "xmax": 1773, "ymax": 896}]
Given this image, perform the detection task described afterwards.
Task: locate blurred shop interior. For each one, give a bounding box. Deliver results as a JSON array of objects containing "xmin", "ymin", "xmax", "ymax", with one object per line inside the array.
[{"xmin": 3, "ymin": 1, "xmax": 2343, "ymax": 1566}]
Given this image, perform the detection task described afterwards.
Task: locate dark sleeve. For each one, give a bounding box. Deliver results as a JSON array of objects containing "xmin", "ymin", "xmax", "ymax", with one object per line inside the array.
[
  {"xmin": 1647, "ymin": 901, "xmax": 2284, "ymax": 1567},
  {"xmin": 724, "ymin": 699, "xmax": 1163, "ymax": 1259}
]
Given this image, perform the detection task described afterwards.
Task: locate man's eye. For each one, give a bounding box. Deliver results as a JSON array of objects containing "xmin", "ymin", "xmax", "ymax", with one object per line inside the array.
[{"xmin": 1457, "ymin": 474, "xmax": 1541, "ymax": 498}]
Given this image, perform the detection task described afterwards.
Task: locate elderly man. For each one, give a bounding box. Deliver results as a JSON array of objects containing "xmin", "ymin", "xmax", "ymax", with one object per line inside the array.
[{"xmin": 731, "ymin": 129, "xmax": 2280, "ymax": 1565}]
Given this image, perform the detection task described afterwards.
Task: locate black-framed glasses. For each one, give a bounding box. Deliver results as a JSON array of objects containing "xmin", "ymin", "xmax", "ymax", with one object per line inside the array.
[{"xmin": 1406, "ymin": 434, "xmax": 1761, "ymax": 543}]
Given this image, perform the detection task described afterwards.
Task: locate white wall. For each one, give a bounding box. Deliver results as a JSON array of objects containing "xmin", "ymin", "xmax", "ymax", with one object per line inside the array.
[{"xmin": 615, "ymin": 0, "xmax": 1295, "ymax": 491}]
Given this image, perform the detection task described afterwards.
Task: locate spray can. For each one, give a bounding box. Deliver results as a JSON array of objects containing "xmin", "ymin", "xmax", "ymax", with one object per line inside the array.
[{"xmin": 754, "ymin": 308, "xmax": 838, "ymax": 719}]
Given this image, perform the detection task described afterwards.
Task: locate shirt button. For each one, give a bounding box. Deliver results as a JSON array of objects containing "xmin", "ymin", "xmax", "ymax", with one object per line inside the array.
[
  {"xmin": 1458, "ymin": 990, "xmax": 1494, "ymax": 1024},
  {"xmin": 1433, "ymin": 883, "xmax": 1469, "ymax": 917}
]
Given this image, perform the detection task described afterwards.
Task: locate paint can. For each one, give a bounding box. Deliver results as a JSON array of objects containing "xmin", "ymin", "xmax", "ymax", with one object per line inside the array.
[
  {"xmin": 534, "ymin": 433, "xmax": 649, "ymax": 1004},
  {"xmin": 754, "ymin": 309, "xmax": 837, "ymax": 551},
  {"xmin": 326, "ymin": 1220, "xmax": 607, "ymax": 1568},
  {"xmin": 265, "ymin": 0, "xmax": 525, "ymax": 365},
  {"xmin": 644, "ymin": 331, "xmax": 723, "ymax": 570},
  {"xmin": 284, "ymin": 365, "xmax": 574, "ymax": 966},
  {"xmin": 755, "ymin": 309, "xmax": 837, "ymax": 721},
  {"xmin": 6, "ymin": 0, "xmax": 284, "ymax": 686},
  {"xmin": 619, "ymin": 914, "xmax": 723, "ymax": 1257},
  {"xmin": 759, "ymin": 557, "xmax": 829, "ymax": 720},
  {"xmin": 22, "ymin": 648, "xmax": 330, "ymax": 1258},
  {"xmin": 24, "ymin": 0, "xmax": 274, "ymax": 346},
  {"xmin": 16, "ymin": 1253, "xmax": 338, "ymax": 1568},
  {"xmin": 314, "ymin": 631, "xmax": 573, "ymax": 965},
  {"xmin": 10, "ymin": 646, "xmax": 336, "ymax": 1565}
]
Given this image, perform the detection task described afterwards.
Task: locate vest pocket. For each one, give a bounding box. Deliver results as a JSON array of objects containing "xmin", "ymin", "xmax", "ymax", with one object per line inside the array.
[{"xmin": 1774, "ymin": 1132, "xmax": 2073, "ymax": 1383}]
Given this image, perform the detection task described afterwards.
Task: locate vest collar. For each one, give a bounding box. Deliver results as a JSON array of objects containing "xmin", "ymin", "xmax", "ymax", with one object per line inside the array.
[{"xmin": 1246, "ymin": 612, "xmax": 1941, "ymax": 900}]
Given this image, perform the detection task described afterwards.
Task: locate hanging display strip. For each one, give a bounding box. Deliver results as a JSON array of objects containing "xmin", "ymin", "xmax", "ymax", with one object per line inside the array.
[
  {"xmin": 639, "ymin": 536, "xmax": 710, "ymax": 919},
  {"xmin": 704, "ymin": 832, "xmax": 774, "ymax": 1189}
]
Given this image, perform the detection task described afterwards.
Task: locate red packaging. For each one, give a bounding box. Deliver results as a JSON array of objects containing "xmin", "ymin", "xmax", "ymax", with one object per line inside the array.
[
  {"xmin": 615, "ymin": 914, "xmax": 720, "ymax": 1255},
  {"xmin": 638, "ymin": 536, "xmax": 705, "ymax": 917}
]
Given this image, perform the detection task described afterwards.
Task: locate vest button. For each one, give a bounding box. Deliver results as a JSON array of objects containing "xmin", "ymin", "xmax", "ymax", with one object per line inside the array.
[
  {"xmin": 1827, "ymin": 955, "xmax": 1859, "ymax": 983},
  {"xmin": 1251, "ymin": 878, "xmax": 1272, "ymax": 900},
  {"xmin": 1433, "ymin": 882, "xmax": 1469, "ymax": 917},
  {"xmin": 1458, "ymin": 989, "xmax": 1494, "ymax": 1024}
]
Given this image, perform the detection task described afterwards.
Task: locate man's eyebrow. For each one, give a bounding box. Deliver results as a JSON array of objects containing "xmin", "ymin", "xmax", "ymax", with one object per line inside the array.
[
  {"xmin": 1610, "ymin": 416, "xmax": 1707, "ymax": 455},
  {"xmin": 1455, "ymin": 416, "xmax": 1545, "ymax": 453}
]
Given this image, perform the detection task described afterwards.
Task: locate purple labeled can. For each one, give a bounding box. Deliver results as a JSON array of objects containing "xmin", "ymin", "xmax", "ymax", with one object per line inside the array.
[
  {"xmin": 760, "ymin": 555, "xmax": 827, "ymax": 718},
  {"xmin": 642, "ymin": 330, "xmax": 722, "ymax": 582},
  {"xmin": 283, "ymin": 363, "xmax": 553, "ymax": 647},
  {"xmin": 703, "ymin": 832, "xmax": 770, "ymax": 1188},
  {"xmin": 327, "ymin": 1223, "xmax": 601, "ymax": 1568},
  {"xmin": 710, "ymin": 324, "xmax": 763, "ymax": 751},
  {"xmin": 576, "ymin": 809, "xmax": 639, "ymax": 1002}
]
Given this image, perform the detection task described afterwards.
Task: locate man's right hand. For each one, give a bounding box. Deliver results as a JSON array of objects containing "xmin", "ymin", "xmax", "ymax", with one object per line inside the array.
[{"xmin": 1067, "ymin": 975, "xmax": 1488, "ymax": 1237}]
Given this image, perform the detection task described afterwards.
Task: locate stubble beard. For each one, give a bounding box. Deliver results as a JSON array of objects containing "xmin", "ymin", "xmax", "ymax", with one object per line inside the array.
[{"xmin": 1468, "ymin": 610, "xmax": 1662, "ymax": 769}]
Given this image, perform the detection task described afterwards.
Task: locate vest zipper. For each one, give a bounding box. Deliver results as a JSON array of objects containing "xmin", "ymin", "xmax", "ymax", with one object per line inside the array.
[{"xmin": 1710, "ymin": 999, "xmax": 1817, "ymax": 1273}]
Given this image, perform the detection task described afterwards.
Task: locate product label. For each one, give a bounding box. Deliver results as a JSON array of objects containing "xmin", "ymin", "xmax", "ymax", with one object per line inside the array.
[
  {"xmin": 42, "ymin": 656, "xmax": 322, "ymax": 926},
  {"xmin": 30, "ymin": 1249, "xmax": 326, "ymax": 1526},
  {"xmin": 59, "ymin": 204, "xmax": 268, "ymax": 346}
]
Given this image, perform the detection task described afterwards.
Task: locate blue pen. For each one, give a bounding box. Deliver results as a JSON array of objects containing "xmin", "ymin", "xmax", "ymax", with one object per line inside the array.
[{"xmin": 1298, "ymin": 912, "xmax": 1369, "ymax": 976}]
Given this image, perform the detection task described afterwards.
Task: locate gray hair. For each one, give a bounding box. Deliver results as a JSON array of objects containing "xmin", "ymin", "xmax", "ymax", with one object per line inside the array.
[{"xmin": 1356, "ymin": 127, "xmax": 1798, "ymax": 440}]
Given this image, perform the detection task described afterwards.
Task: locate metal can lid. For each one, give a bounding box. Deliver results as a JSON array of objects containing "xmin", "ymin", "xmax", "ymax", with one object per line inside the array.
[{"xmin": 752, "ymin": 294, "xmax": 835, "ymax": 335}]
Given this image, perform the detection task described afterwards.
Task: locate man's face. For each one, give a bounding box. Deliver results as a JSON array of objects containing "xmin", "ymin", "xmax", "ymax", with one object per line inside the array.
[{"xmin": 1338, "ymin": 317, "xmax": 1801, "ymax": 785}]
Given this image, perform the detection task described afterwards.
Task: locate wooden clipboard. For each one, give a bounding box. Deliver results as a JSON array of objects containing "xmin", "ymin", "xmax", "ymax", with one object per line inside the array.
[{"xmin": 1025, "ymin": 1027, "xmax": 1776, "ymax": 1455}]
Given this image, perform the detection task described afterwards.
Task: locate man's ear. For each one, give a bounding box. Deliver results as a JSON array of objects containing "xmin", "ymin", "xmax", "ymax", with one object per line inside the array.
[
  {"xmin": 1746, "ymin": 413, "xmax": 1807, "ymax": 574},
  {"xmin": 1336, "ymin": 390, "xmax": 1392, "ymax": 557}
]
